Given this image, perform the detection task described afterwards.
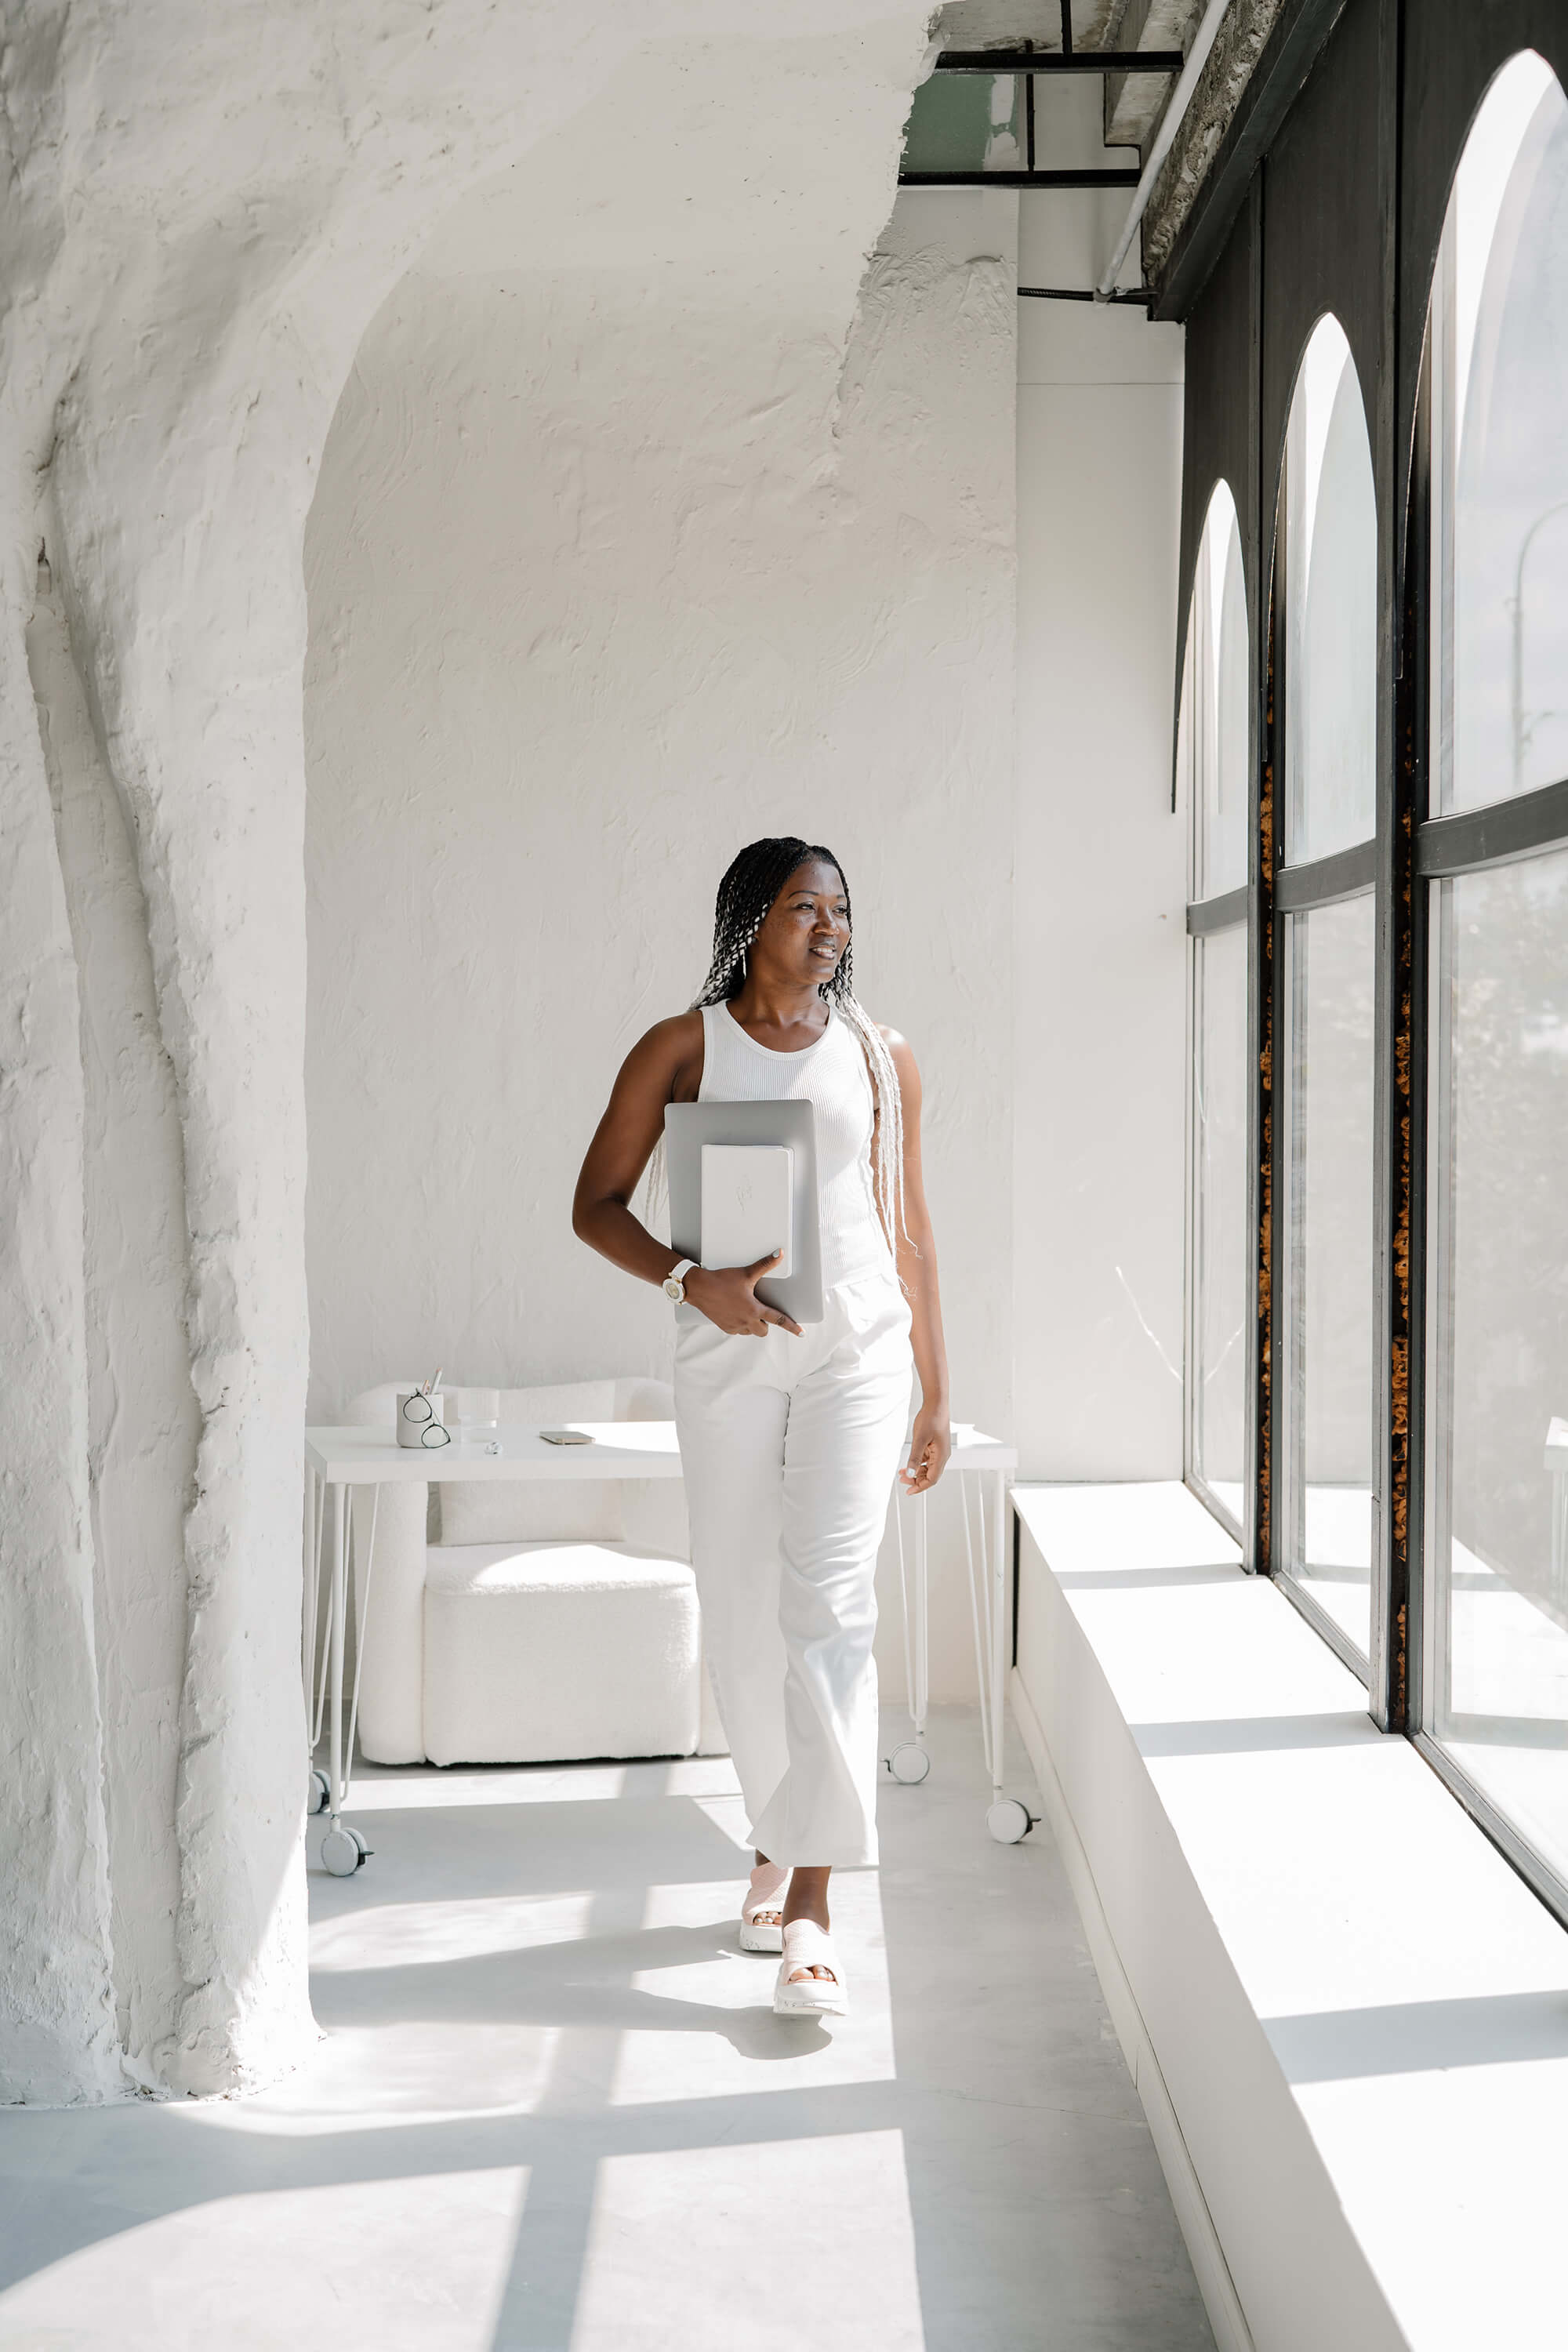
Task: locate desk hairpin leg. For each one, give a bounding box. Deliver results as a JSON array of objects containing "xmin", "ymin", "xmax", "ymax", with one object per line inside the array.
[
  {"xmin": 985, "ymin": 1465, "xmax": 1036, "ymax": 1846},
  {"xmin": 884, "ymin": 1489, "xmax": 932, "ymax": 1784},
  {"xmin": 318, "ymin": 1482, "xmax": 378, "ymax": 1878},
  {"xmin": 959, "ymin": 1474, "xmax": 993, "ymax": 1781},
  {"xmin": 304, "ymin": 1470, "xmax": 332, "ymax": 1819}
]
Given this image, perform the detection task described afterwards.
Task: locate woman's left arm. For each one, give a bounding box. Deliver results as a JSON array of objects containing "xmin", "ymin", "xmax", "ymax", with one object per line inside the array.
[{"xmin": 881, "ymin": 1029, "xmax": 952, "ymax": 1495}]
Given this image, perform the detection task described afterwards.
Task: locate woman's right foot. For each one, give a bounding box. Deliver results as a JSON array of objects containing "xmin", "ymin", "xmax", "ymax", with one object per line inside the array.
[{"xmin": 774, "ymin": 1919, "xmax": 847, "ymax": 2016}]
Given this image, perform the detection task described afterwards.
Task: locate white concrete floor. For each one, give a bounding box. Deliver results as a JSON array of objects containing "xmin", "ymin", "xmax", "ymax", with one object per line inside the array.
[{"xmin": 0, "ymin": 1708, "xmax": 1213, "ymax": 2350}]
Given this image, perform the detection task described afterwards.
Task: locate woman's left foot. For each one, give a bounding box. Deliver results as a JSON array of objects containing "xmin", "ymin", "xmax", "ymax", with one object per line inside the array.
[
  {"xmin": 739, "ymin": 1862, "xmax": 788, "ymax": 1953},
  {"xmin": 774, "ymin": 1919, "xmax": 847, "ymax": 2016}
]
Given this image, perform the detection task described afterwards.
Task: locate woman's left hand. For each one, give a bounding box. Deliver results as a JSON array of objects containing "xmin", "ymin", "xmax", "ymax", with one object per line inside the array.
[{"xmin": 899, "ymin": 1405, "xmax": 952, "ymax": 1495}]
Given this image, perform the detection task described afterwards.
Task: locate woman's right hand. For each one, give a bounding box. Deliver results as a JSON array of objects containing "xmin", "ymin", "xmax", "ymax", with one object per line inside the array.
[{"xmin": 685, "ymin": 1252, "xmax": 804, "ymax": 1338}]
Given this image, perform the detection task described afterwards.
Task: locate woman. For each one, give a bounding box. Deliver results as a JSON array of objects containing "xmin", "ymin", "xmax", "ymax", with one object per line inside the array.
[{"xmin": 572, "ymin": 837, "xmax": 950, "ymax": 2018}]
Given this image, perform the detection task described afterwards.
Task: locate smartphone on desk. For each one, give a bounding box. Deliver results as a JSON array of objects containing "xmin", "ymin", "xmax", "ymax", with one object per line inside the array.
[{"xmin": 540, "ymin": 1427, "xmax": 593, "ymax": 1446}]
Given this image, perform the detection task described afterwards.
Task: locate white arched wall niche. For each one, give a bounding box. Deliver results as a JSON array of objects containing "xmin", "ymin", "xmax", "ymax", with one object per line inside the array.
[
  {"xmin": 0, "ymin": 0, "xmax": 937, "ymax": 2107},
  {"xmin": 301, "ymin": 88, "xmax": 1018, "ymax": 1708}
]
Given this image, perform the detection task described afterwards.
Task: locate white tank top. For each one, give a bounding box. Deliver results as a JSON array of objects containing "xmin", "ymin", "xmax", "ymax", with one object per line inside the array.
[{"xmin": 698, "ymin": 1001, "xmax": 890, "ymax": 1287}]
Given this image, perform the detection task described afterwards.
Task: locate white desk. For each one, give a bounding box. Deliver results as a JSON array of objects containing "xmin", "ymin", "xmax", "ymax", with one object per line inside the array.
[{"xmin": 303, "ymin": 1417, "xmax": 1021, "ymax": 1872}]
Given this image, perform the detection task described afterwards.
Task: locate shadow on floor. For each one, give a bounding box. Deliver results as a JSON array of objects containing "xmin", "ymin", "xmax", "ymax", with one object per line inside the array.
[{"xmin": 0, "ymin": 1714, "xmax": 1214, "ymax": 2352}]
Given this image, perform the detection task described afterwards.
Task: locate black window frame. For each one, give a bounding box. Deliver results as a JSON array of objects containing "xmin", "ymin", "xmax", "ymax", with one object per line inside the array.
[{"xmin": 1164, "ymin": 0, "xmax": 1568, "ymax": 1924}]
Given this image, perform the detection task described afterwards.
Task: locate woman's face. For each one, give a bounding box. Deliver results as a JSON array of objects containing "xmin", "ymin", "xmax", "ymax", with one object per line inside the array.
[{"xmin": 755, "ymin": 857, "xmax": 850, "ymax": 987}]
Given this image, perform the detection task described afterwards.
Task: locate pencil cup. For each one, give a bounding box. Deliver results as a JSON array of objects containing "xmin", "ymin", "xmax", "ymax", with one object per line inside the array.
[{"xmin": 397, "ymin": 1390, "xmax": 451, "ymax": 1449}]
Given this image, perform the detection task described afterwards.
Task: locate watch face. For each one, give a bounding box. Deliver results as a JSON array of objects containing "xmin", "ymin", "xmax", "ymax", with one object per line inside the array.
[{"xmin": 663, "ymin": 1277, "xmax": 682, "ymax": 1301}]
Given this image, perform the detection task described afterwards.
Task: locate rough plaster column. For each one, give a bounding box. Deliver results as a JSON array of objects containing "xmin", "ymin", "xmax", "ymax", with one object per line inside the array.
[
  {"xmin": 0, "ymin": 566, "xmax": 120, "ymax": 2106},
  {"xmin": 47, "ymin": 398, "xmax": 328, "ymax": 2091},
  {"xmin": 29, "ymin": 554, "xmax": 205, "ymax": 2088}
]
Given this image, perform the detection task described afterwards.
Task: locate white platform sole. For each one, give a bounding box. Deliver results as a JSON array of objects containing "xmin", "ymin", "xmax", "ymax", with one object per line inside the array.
[{"xmin": 773, "ymin": 1967, "xmax": 848, "ymax": 2018}]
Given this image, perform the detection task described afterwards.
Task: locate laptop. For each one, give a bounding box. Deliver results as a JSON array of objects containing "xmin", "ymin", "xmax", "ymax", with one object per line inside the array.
[{"xmin": 663, "ymin": 1099, "xmax": 823, "ymax": 1324}]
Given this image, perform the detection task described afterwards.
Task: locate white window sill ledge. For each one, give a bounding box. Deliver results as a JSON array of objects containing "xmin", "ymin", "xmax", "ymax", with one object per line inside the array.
[{"xmin": 1011, "ymin": 1480, "xmax": 1568, "ymax": 2352}]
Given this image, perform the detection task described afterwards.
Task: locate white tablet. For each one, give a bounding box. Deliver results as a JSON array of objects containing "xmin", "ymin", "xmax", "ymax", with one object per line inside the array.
[
  {"xmin": 664, "ymin": 1099, "xmax": 823, "ymax": 1324},
  {"xmin": 701, "ymin": 1144, "xmax": 793, "ymax": 1277}
]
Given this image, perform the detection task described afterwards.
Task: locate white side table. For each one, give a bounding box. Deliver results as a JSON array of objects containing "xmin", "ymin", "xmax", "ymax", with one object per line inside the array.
[
  {"xmin": 885, "ymin": 1427, "xmax": 1029, "ymax": 1840},
  {"xmin": 302, "ymin": 1416, "xmax": 1024, "ymax": 1873}
]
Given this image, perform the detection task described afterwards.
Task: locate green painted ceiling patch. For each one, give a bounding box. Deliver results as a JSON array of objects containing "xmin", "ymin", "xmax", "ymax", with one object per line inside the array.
[{"xmin": 900, "ymin": 73, "xmax": 1019, "ymax": 175}]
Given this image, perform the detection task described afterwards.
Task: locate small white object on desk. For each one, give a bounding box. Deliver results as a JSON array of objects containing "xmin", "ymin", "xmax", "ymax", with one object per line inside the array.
[{"xmin": 396, "ymin": 1389, "xmax": 449, "ymax": 1449}]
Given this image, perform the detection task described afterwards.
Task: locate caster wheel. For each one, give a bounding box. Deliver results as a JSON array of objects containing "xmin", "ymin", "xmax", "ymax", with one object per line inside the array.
[
  {"xmin": 320, "ymin": 1824, "xmax": 371, "ymax": 1876},
  {"xmin": 307, "ymin": 1767, "xmax": 331, "ymax": 1817},
  {"xmin": 887, "ymin": 1743, "xmax": 931, "ymax": 1785},
  {"xmin": 987, "ymin": 1798, "xmax": 1038, "ymax": 1845}
]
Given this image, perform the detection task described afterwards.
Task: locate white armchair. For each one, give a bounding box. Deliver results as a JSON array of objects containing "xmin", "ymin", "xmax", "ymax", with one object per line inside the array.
[{"xmin": 343, "ymin": 1377, "xmax": 726, "ymax": 1767}]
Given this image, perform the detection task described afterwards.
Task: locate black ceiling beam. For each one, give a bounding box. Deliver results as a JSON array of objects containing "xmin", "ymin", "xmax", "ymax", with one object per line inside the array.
[
  {"xmin": 898, "ymin": 168, "xmax": 1142, "ymax": 188},
  {"xmin": 935, "ymin": 48, "xmax": 1185, "ymax": 75},
  {"xmin": 1151, "ymin": 0, "xmax": 1353, "ymax": 321},
  {"xmin": 1018, "ymin": 285, "xmax": 1154, "ymax": 303}
]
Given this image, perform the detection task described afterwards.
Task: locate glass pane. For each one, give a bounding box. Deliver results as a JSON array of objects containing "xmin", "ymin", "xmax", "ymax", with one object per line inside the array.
[
  {"xmin": 1279, "ymin": 895, "xmax": 1376, "ymax": 1659},
  {"xmin": 1431, "ymin": 54, "xmax": 1568, "ymax": 814},
  {"xmin": 1283, "ymin": 317, "xmax": 1377, "ymax": 862},
  {"xmin": 1426, "ymin": 848, "xmax": 1568, "ymax": 1886},
  {"xmin": 1185, "ymin": 481, "xmax": 1250, "ymax": 900},
  {"xmin": 1192, "ymin": 923, "xmax": 1248, "ymax": 1523}
]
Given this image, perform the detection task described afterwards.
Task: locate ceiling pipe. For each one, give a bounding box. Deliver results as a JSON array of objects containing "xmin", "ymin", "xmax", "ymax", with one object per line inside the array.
[{"xmin": 1095, "ymin": 0, "xmax": 1234, "ymax": 299}]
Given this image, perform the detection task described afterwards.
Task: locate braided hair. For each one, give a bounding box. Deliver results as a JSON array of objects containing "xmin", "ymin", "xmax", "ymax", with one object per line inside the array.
[{"xmin": 690, "ymin": 837, "xmax": 909, "ymax": 1251}]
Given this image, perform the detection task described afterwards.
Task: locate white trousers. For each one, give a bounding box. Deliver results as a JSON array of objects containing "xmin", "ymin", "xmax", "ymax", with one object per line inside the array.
[{"xmin": 674, "ymin": 1264, "xmax": 913, "ymax": 1868}]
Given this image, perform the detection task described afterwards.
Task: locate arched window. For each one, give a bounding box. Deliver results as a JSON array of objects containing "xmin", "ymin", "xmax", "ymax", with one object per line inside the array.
[
  {"xmin": 1186, "ymin": 481, "xmax": 1250, "ymax": 899},
  {"xmin": 1422, "ymin": 53, "xmax": 1568, "ymax": 1896},
  {"xmin": 1276, "ymin": 316, "xmax": 1378, "ymax": 1665},
  {"xmin": 1181, "ymin": 482, "xmax": 1250, "ymax": 1531},
  {"xmin": 1431, "ymin": 51, "xmax": 1568, "ymax": 811},
  {"xmin": 1283, "ymin": 317, "xmax": 1377, "ymax": 861}
]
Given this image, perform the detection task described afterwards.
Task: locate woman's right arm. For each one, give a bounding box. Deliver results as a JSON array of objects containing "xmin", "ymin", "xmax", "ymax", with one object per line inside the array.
[
  {"xmin": 572, "ymin": 1015, "xmax": 697, "ymax": 1287},
  {"xmin": 572, "ymin": 1016, "xmax": 801, "ymax": 1337}
]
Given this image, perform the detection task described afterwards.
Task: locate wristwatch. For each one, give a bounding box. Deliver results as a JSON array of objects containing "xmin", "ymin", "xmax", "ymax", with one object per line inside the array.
[{"xmin": 663, "ymin": 1258, "xmax": 697, "ymax": 1305}]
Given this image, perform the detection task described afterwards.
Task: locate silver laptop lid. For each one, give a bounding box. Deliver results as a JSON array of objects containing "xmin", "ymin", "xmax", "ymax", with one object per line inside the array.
[{"xmin": 663, "ymin": 1099, "xmax": 823, "ymax": 1325}]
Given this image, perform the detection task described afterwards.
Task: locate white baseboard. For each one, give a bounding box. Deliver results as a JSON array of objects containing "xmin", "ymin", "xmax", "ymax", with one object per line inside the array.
[{"xmin": 1009, "ymin": 1667, "xmax": 1256, "ymax": 2352}]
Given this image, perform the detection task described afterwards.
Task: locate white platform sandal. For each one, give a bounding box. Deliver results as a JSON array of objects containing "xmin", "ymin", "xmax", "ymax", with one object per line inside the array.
[
  {"xmin": 739, "ymin": 1863, "xmax": 788, "ymax": 1954},
  {"xmin": 773, "ymin": 1918, "xmax": 848, "ymax": 2017}
]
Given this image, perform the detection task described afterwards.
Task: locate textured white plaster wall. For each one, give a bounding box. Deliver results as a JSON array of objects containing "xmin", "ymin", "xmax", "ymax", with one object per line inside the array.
[
  {"xmin": 303, "ymin": 183, "xmax": 1017, "ymax": 1701},
  {"xmin": 0, "ymin": 2, "xmax": 938, "ymax": 2103},
  {"xmin": 26, "ymin": 568, "xmax": 198, "ymax": 2088},
  {"xmin": 1012, "ymin": 88, "xmax": 1189, "ymax": 1481}
]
